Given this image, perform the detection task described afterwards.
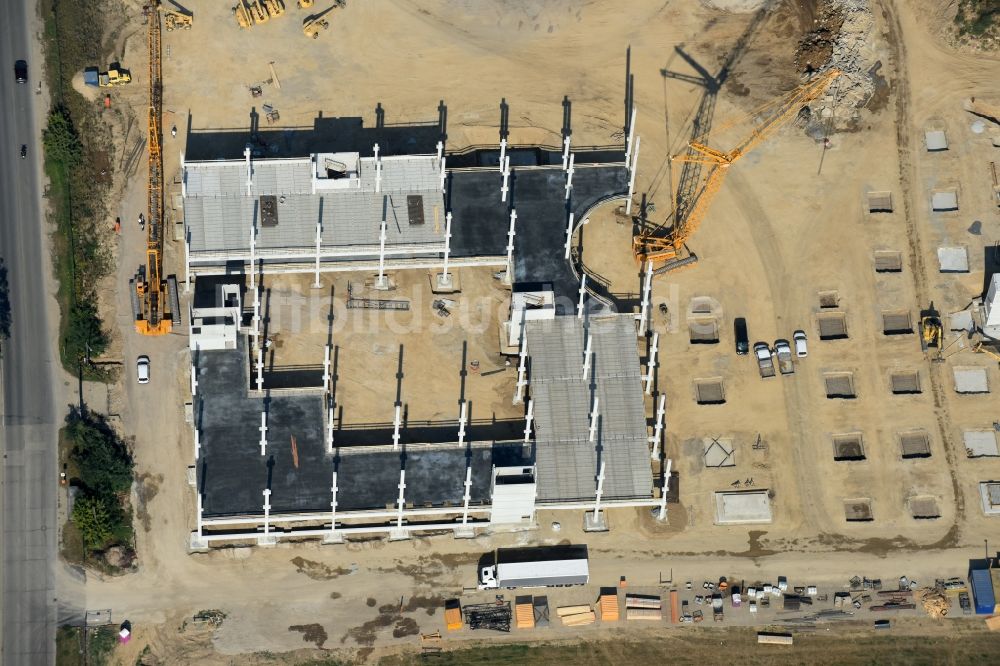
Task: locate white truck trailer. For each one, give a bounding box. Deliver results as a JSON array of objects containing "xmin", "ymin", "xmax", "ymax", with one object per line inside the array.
[{"xmin": 478, "ymin": 545, "xmax": 590, "ymax": 589}]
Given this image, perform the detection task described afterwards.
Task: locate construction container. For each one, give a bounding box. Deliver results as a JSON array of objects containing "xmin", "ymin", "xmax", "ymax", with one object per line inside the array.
[
  {"xmin": 670, "ymin": 589, "xmax": 680, "ymax": 624},
  {"xmin": 599, "ymin": 588, "xmax": 619, "ymax": 622},
  {"xmin": 971, "ymin": 568, "xmax": 997, "ymax": 615},
  {"xmin": 444, "ymin": 599, "xmax": 462, "ymax": 631},
  {"xmin": 990, "ymin": 568, "xmax": 1000, "ymax": 612},
  {"xmin": 515, "ymin": 595, "xmax": 534, "ymax": 629},
  {"xmin": 625, "ymin": 594, "xmax": 662, "ymax": 609},
  {"xmin": 625, "ymin": 607, "xmax": 662, "ymax": 621},
  {"xmin": 757, "ymin": 632, "xmax": 793, "ymax": 645}
]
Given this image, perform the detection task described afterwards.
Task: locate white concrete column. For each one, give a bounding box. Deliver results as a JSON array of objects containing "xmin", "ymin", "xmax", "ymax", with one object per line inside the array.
[
  {"xmin": 514, "ymin": 335, "xmax": 528, "ymax": 404},
  {"xmin": 639, "ymin": 260, "xmax": 653, "ymax": 336},
  {"xmin": 588, "ymin": 396, "xmax": 600, "ymax": 443},
  {"xmin": 310, "ymin": 155, "xmax": 317, "ymax": 195},
  {"xmin": 523, "ymin": 399, "xmax": 534, "ymax": 443},
  {"xmin": 376, "ymin": 214, "xmax": 388, "ymax": 289},
  {"xmin": 262, "ymin": 489, "xmax": 271, "ymax": 536},
  {"xmin": 439, "ymin": 157, "xmax": 447, "ymax": 193},
  {"xmin": 180, "ymin": 151, "xmax": 187, "ymax": 197},
  {"xmin": 330, "ymin": 470, "xmax": 338, "ymax": 534},
  {"xmin": 440, "ymin": 212, "xmax": 452, "ymax": 283},
  {"xmin": 194, "ymin": 427, "xmax": 200, "ymax": 460},
  {"xmin": 244, "ymin": 146, "xmax": 252, "ymax": 196},
  {"xmin": 563, "ymin": 212, "xmax": 575, "ymax": 260},
  {"xmin": 461, "ymin": 465, "xmax": 473, "ymax": 525},
  {"xmin": 562, "ymin": 135, "xmax": 571, "ymax": 171},
  {"xmin": 190, "ymin": 365, "xmax": 198, "ymax": 397},
  {"xmin": 259, "ymin": 410, "xmax": 268, "ymax": 455},
  {"xmin": 594, "ymin": 460, "xmax": 606, "ymax": 515},
  {"xmin": 326, "ymin": 398, "xmax": 335, "ymax": 452},
  {"xmin": 436, "ymin": 140, "xmax": 443, "ymax": 162},
  {"xmin": 650, "ymin": 393, "xmax": 666, "ymax": 459},
  {"xmin": 322, "ymin": 345, "xmax": 331, "ymax": 393},
  {"xmin": 373, "ymin": 143, "xmax": 381, "ymax": 193},
  {"xmin": 313, "ymin": 221, "xmax": 322, "ymax": 288},
  {"xmin": 196, "ymin": 491, "xmax": 203, "ymax": 538},
  {"xmin": 395, "ymin": 469, "xmax": 407, "ymax": 528},
  {"xmin": 499, "ymin": 138, "xmax": 507, "ymax": 169},
  {"xmin": 582, "ymin": 333, "xmax": 593, "ymax": 381},
  {"xmin": 184, "ymin": 230, "xmax": 191, "ymax": 293},
  {"xmin": 564, "ymin": 153, "xmax": 575, "ymax": 200},
  {"xmin": 658, "ymin": 458, "xmax": 672, "ymax": 520},
  {"xmin": 457, "ymin": 400, "xmax": 467, "ymax": 446},
  {"xmin": 500, "ymin": 156, "xmax": 510, "ymax": 203},
  {"xmin": 504, "ymin": 209, "xmax": 517, "ymax": 284},
  {"xmin": 576, "ymin": 273, "xmax": 587, "ymax": 320},
  {"xmin": 645, "ymin": 332, "xmax": 659, "ymax": 395},
  {"xmin": 255, "ymin": 347, "xmax": 264, "ymax": 392},
  {"xmin": 625, "ymin": 136, "xmax": 640, "ymax": 215},
  {"xmin": 625, "ymin": 106, "xmax": 636, "ymax": 163},
  {"xmin": 392, "ymin": 404, "xmax": 402, "ymax": 450}
]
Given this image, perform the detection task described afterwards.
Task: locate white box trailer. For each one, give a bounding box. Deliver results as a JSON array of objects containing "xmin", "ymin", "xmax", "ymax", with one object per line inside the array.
[{"xmin": 478, "ymin": 545, "xmax": 589, "ymax": 589}]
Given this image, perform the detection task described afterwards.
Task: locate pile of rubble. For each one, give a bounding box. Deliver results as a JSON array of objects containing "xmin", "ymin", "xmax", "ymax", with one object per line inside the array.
[
  {"xmin": 826, "ymin": 0, "xmax": 878, "ymax": 115},
  {"xmin": 918, "ymin": 587, "xmax": 951, "ymax": 619}
]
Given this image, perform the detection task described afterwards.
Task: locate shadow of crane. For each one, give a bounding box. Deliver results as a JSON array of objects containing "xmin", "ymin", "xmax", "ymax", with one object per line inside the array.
[{"xmin": 647, "ymin": 7, "xmax": 767, "ymax": 237}]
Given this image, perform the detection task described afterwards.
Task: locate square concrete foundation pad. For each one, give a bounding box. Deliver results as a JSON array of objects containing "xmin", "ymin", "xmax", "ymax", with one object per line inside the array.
[
  {"xmin": 714, "ymin": 490, "xmax": 772, "ymax": 525},
  {"xmin": 963, "ymin": 431, "xmax": 999, "ymax": 457}
]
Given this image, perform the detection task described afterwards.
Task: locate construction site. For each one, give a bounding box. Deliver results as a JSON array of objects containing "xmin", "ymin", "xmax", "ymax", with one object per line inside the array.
[{"xmin": 52, "ymin": 0, "xmax": 1000, "ymax": 662}]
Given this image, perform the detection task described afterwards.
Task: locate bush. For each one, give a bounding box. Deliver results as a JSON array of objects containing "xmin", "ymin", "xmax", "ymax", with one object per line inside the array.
[
  {"xmin": 63, "ymin": 299, "xmax": 108, "ymax": 365},
  {"xmin": 71, "ymin": 494, "xmax": 115, "ymax": 551},
  {"xmin": 67, "ymin": 409, "xmax": 133, "ymax": 496},
  {"xmin": 42, "ymin": 106, "xmax": 83, "ymax": 167}
]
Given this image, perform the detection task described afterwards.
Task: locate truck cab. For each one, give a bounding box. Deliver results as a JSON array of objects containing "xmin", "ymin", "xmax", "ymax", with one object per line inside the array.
[{"xmin": 479, "ymin": 564, "xmax": 498, "ymax": 589}]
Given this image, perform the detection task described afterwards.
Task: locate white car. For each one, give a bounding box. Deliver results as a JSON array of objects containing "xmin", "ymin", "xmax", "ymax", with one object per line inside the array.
[
  {"xmin": 136, "ymin": 355, "xmax": 150, "ymax": 384},
  {"xmin": 793, "ymin": 330, "xmax": 808, "ymax": 357}
]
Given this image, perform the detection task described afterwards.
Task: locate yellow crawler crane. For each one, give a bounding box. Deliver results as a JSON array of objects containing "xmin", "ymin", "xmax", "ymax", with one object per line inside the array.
[
  {"xmin": 634, "ymin": 68, "xmax": 841, "ymax": 273},
  {"xmin": 132, "ymin": 1, "xmax": 177, "ymax": 335},
  {"xmin": 303, "ymin": 16, "xmax": 329, "ymax": 38}
]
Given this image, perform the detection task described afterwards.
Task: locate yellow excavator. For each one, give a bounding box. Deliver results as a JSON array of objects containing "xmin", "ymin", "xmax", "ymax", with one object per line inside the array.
[
  {"xmin": 634, "ymin": 68, "xmax": 840, "ymax": 274},
  {"xmin": 131, "ymin": 2, "xmax": 178, "ymax": 335},
  {"xmin": 303, "ymin": 16, "xmax": 329, "ymax": 38},
  {"xmin": 161, "ymin": 7, "xmax": 192, "ymax": 31}
]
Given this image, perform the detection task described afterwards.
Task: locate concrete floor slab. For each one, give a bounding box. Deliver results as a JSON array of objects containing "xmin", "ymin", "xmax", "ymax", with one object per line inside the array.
[
  {"xmin": 953, "ymin": 366, "xmax": 989, "ymax": 394},
  {"xmin": 937, "ymin": 246, "xmax": 968, "ymax": 272},
  {"xmin": 713, "ymin": 490, "xmax": 772, "ymax": 525},
  {"xmin": 963, "ymin": 431, "xmax": 999, "ymax": 458}
]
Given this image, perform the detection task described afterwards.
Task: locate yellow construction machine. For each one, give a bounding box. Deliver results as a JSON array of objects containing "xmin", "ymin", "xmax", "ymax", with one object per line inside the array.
[
  {"xmin": 161, "ymin": 7, "xmax": 192, "ymax": 30},
  {"xmin": 919, "ymin": 307, "xmax": 943, "ymax": 352},
  {"xmin": 248, "ymin": 0, "xmax": 269, "ymax": 23},
  {"xmin": 263, "ymin": 0, "xmax": 286, "ymax": 17},
  {"xmin": 234, "ymin": 2, "xmax": 252, "ymax": 28},
  {"xmin": 98, "ymin": 64, "xmax": 131, "ymax": 87},
  {"xmin": 298, "ymin": 0, "xmax": 314, "ymax": 7},
  {"xmin": 633, "ymin": 68, "xmax": 840, "ymax": 274},
  {"xmin": 303, "ymin": 16, "xmax": 329, "ymax": 38},
  {"xmin": 132, "ymin": 2, "xmax": 177, "ymax": 335}
]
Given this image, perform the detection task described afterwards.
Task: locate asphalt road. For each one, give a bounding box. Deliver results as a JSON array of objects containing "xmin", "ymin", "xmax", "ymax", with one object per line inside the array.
[{"xmin": 0, "ymin": 0, "xmax": 59, "ymax": 663}]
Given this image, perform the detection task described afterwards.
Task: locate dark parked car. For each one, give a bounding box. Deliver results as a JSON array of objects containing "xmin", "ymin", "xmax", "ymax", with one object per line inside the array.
[
  {"xmin": 20, "ymin": 145, "xmax": 26, "ymax": 159},
  {"xmin": 14, "ymin": 60, "xmax": 27, "ymax": 83},
  {"xmin": 734, "ymin": 317, "xmax": 749, "ymax": 355}
]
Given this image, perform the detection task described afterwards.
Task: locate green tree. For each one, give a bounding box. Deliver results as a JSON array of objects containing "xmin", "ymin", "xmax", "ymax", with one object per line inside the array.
[
  {"xmin": 67, "ymin": 410, "xmax": 133, "ymax": 496},
  {"xmin": 63, "ymin": 299, "xmax": 108, "ymax": 365},
  {"xmin": 72, "ymin": 495, "xmax": 113, "ymax": 551},
  {"xmin": 42, "ymin": 106, "xmax": 83, "ymax": 167}
]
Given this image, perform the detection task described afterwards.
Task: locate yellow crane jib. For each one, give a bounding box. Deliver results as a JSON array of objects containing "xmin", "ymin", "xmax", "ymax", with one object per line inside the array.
[
  {"xmin": 132, "ymin": 1, "xmax": 179, "ymax": 336},
  {"xmin": 634, "ymin": 68, "xmax": 840, "ymax": 273}
]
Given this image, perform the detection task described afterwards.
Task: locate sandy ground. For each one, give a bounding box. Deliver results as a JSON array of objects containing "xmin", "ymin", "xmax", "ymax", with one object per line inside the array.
[{"xmin": 56, "ymin": 0, "xmax": 1000, "ymax": 663}]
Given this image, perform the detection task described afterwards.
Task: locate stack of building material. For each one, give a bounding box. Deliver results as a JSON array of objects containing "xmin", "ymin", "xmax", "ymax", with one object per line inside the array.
[
  {"xmin": 670, "ymin": 589, "xmax": 680, "ymax": 624},
  {"xmin": 625, "ymin": 593, "xmax": 663, "ymax": 621},
  {"xmin": 599, "ymin": 588, "xmax": 620, "ymax": 622},
  {"xmin": 533, "ymin": 596, "xmax": 551, "ymax": 628},
  {"xmin": 557, "ymin": 605, "xmax": 596, "ymax": 626},
  {"xmin": 515, "ymin": 596, "xmax": 535, "ymax": 629},
  {"xmin": 444, "ymin": 599, "xmax": 462, "ymax": 631}
]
